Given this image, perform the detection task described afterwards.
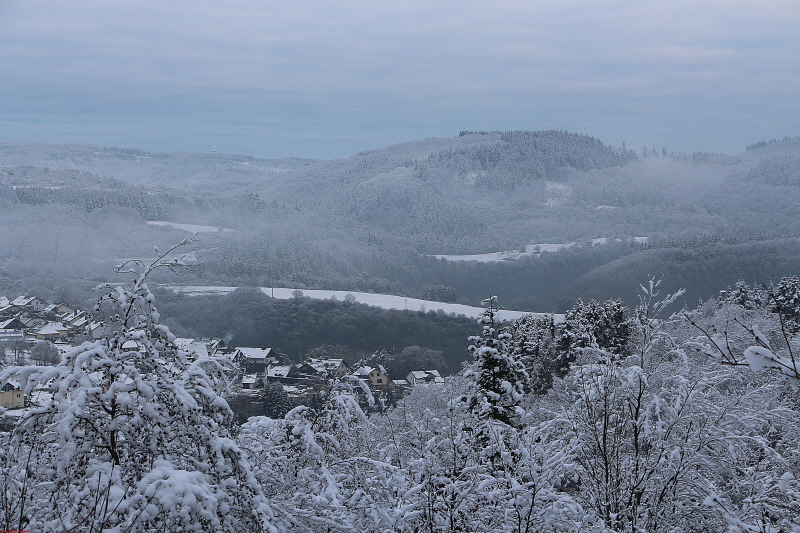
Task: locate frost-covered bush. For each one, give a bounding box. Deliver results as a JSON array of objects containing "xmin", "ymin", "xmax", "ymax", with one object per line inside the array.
[
  {"xmin": 239, "ymin": 381, "xmax": 395, "ymax": 532},
  {"xmin": 688, "ymin": 284, "xmax": 800, "ymax": 532}
]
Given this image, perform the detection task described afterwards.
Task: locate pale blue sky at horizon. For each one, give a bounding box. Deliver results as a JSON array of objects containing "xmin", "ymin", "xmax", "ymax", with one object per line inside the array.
[{"xmin": 1, "ymin": 1, "xmax": 798, "ymax": 160}]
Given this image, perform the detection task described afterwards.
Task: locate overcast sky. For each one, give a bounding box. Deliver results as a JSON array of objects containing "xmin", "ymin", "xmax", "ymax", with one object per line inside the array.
[{"xmin": 1, "ymin": 1, "xmax": 799, "ymax": 159}]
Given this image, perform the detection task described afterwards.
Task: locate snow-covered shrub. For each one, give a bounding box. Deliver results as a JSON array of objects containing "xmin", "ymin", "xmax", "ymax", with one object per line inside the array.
[
  {"xmin": 239, "ymin": 380, "xmax": 393, "ymax": 532},
  {"xmin": 0, "ymin": 240, "xmax": 274, "ymax": 532}
]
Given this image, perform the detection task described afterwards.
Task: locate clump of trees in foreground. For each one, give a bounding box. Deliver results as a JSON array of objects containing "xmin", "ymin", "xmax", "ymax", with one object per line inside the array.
[{"xmin": 2, "ymin": 244, "xmax": 800, "ymax": 531}]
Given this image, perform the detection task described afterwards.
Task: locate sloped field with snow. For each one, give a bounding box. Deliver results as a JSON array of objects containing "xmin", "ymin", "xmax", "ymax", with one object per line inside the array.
[
  {"xmin": 432, "ymin": 237, "xmax": 648, "ymax": 263},
  {"xmin": 147, "ymin": 221, "xmax": 235, "ymax": 233},
  {"xmin": 165, "ymin": 285, "xmax": 558, "ymax": 322}
]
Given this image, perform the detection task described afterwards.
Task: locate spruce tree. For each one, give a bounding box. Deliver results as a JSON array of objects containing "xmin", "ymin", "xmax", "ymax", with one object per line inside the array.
[{"xmin": 461, "ymin": 294, "xmax": 527, "ymax": 427}]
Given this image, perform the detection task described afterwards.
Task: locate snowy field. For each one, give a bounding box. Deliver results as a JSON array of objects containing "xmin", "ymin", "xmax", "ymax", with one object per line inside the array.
[
  {"xmin": 147, "ymin": 221, "xmax": 235, "ymax": 233},
  {"xmin": 433, "ymin": 243, "xmax": 568, "ymax": 262},
  {"xmin": 165, "ymin": 285, "xmax": 560, "ymax": 322},
  {"xmin": 432, "ymin": 237, "xmax": 648, "ymax": 263}
]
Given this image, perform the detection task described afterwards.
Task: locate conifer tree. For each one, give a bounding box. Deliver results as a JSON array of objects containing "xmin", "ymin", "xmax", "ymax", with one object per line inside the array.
[
  {"xmin": 770, "ymin": 275, "xmax": 800, "ymax": 331},
  {"xmin": 461, "ymin": 294, "xmax": 527, "ymax": 427}
]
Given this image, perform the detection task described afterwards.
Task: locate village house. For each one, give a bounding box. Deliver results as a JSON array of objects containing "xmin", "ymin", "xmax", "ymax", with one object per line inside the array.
[
  {"xmin": 87, "ymin": 321, "xmax": 106, "ymax": 340},
  {"xmin": 44, "ymin": 303, "xmax": 76, "ymax": 320},
  {"xmin": 0, "ymin": 304, "xmax": 25, "ymax": 319},
  {"xmin": 241, "ymin": 374, "xmax": 260, "ymax": 390},
  {"xmin": 174, "ymin": 338, "xmax": 210, "ymax": 362},
  {"xmin": 61, "ymin": 310, "xmax": 88, "ymax": 329},
  {"xmin": 264, "ymin": 364, "xmax": 293, "ymax": 383},
  {"xmin": 406, "ymin": 370, "xmax": 445, "ymax": 386},
  {"xmin": 35, "ymin": 322, "xmax": 71, "ymax": 341},
  {"xmin": 23, "ymin": 316, "xmax": 48, "ymax": 330},
  {"xmin": 0, "ymin": 329, "xmax": 24, "ymax": 343},
  {"xmin": 0, "ymin": 317, "xmax": 25, "ymax": 331},
  {"xmin": 232, "ymin": 347, "xmax": 280, "ymax": 373},
  {"xmin": 351, "ymin": 365, "xmax": 390, "ymax": 389},
  {"xmin": 0, "ymin": 383, "xmax": 24, "ymax": 409},
  {"xmin": 120, "ymin": 340, "xmax": 141, "ymax": 352},
  {"xmin": 305, "ymin": 357, "xmax": 349, "ymax": 379},
  {"xmin": 11, "ymin": 296, "xmax": 47, "ymax": 313},
  {"xmin": 390, "ymin": 378, "xmax": 411, "ymax": 394},
  {"xmin": 199, "ymin": 338, "xmax": 226, "ymax": 357},
  {"xmin": 369, "ymin": 366, "xmax": 389, "ymax": 388}
]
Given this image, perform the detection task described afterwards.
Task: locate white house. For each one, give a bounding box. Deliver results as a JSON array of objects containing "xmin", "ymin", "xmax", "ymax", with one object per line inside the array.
[
  {"xmin": 174, "ymin": 338, "xmax": 210, "ymax": 361},
  {"xmin": 232, "ymin": 347, "xmax": 277, "ymax": 372},
  {"xmin": 305, "ymin": 357, "xmax": 348, "ymax": 378},
  {"xmin": 11, "ymin": 296, "xmax": 47, "ymax": 313},
  {"xmin": 405, "ymin": 370, "xmax": 445, "ymax": 386},
  {"xmin": 35, "ymin": 322, "xmax": 71, "ymax": 341}
]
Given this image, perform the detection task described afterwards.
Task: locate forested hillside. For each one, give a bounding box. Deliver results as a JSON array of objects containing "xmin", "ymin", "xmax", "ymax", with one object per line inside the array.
[{"xmin": 3, "ymin": 133, "xmax": 800, "ymax": 310}]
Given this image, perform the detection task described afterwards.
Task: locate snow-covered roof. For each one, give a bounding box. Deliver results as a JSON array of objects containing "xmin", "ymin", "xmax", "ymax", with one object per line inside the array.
[
  {"xmin": 12, "ymin": 296, "xmax": 46, "ymax": 308},
  {"xmin": 121, "ymin": 339, "xmax": 140, "ymax": 350},
  {"xmin": 174, "ymin": 338, "xmax": 209, "ymax": 359},
  {"xmin": 406, "ymin": 370, "xmax": 445, "ymax": 384},
  {"xmin": 266, "ymin": 365, "xmax": 292, "ymax": 378},
  {"xmin": 36, "ymin": 322, "xmax": 70, "ymax": 335},
  {"xmin": 236, "ymin": 347, "xmax": 273, "ymax": 361},
  {"xmin": 392, "ymin": 379, "xmax": 409, "ymax": 386},
  {"xmin": 0, "ymin": 329, "xmax": 23, "ymax": 340},
  {"xmin": 305, "ymin": 357, "xmax": 346, "ymax": 373},
  {"xmin": 241, "ymin": 375, "xmax": 258, "ymax": 385},
  {"xmin": 0, "ymin": 296, "xmax": 12, "ymax": 307},
  {"xmin": 1, "ymin": 380, "xmax": 21, "ymax": 391},
  {"xmin": 282, "ymin": 384, "xmax": 313, "ymax": 397},
  {"xmin": 307, "ymin": 357, "xmax": 344, "ymax": 367},
  {"xmin": 353, "ymin": 366, "xmax": 373, "ymax": 376}
]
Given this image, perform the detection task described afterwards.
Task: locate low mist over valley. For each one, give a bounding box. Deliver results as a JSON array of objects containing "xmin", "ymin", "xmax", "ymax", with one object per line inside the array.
[{"xmin": 2, "ymin": 130, "xmax": 800, "ymax": 312}]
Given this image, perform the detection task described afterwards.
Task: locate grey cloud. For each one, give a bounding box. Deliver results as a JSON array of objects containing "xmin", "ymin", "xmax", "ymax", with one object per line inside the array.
[{"xmin": 1, "ymin": 0, "xmax": 799, "ymax": 158}]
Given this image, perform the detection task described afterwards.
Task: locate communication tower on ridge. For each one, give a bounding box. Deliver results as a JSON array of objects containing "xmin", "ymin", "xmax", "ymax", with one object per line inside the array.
[{"xmin": 211, "ymin": 140, "xmax": 217, "ymax": 153}]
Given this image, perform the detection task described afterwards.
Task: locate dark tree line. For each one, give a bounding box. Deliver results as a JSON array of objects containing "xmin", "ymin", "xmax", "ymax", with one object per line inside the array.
[{"xmin": 155, "ymin": 288, "xmax": 478, "ymax": 370}]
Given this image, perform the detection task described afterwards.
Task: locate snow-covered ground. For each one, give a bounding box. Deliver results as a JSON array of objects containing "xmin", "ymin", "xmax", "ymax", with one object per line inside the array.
[
  {"xmin": 147, "ymin": 221, "xmax": 235, "ymax": 233},
  {"xmin": 165, "ymin": 285, "xmax": 559, "ymax": 322},
  {"xmin": 432, "ymin": 237, "xmax": 648, "ymax": 263},
  {"xmin": 433, "ymin": 244, "xmax": 568, "ymax": 262}
]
